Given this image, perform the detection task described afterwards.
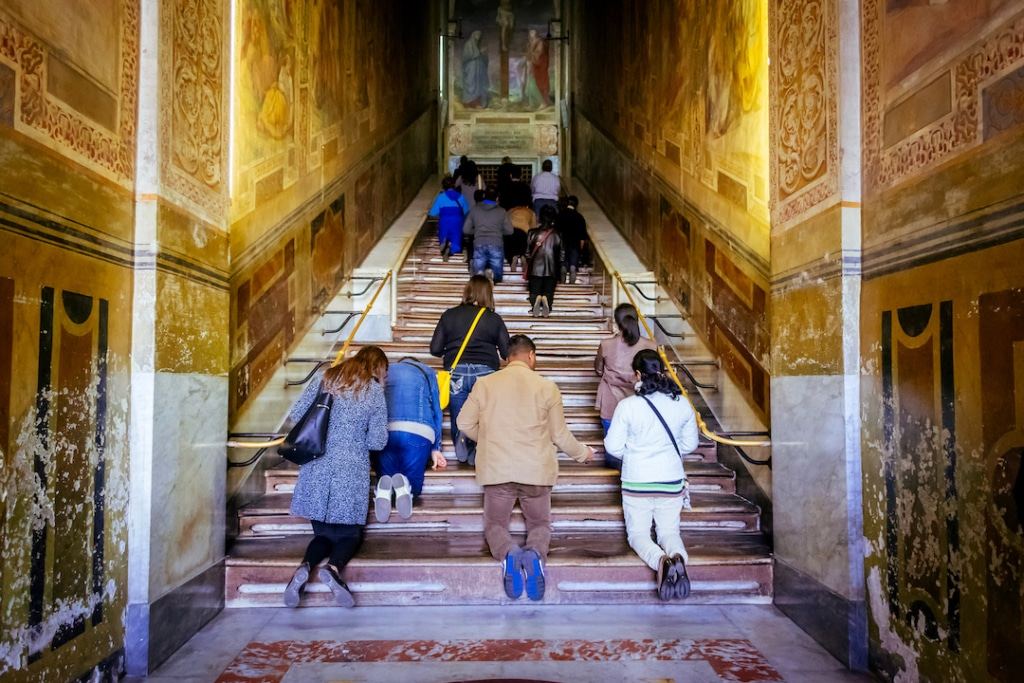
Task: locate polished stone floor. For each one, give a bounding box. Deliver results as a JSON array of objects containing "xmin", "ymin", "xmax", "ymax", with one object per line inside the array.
[{"xmin": 142, "ymin": 604, "xmax": 875, "ymax": 682}]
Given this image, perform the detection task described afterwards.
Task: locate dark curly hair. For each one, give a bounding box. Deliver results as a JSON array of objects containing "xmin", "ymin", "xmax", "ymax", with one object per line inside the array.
[{"xmin": 631, "ymin": 349, "xmax": 680, "ymax": 399}]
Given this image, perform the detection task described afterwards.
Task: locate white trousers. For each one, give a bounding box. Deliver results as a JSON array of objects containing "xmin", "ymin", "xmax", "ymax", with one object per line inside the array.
[{"xmin": 622, "ymin": 494, "xmax": 688, "ymax": 571}]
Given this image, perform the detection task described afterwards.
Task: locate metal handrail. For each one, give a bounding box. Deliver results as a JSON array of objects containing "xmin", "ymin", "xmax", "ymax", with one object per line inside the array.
[
  {"xmin": 672, "ymin": 360, "xmax": 718, "ymax": 391},
  {"xmin": 626, "ymin": 281, "xmax": 662, "ymax": 301},
  {"xmin": 226, "ymin": 270, "xmax": 394, "ymax": 457},
  {"xmin": 612, "ymin": 270, "xmax": 771, "ymax": 450},
  {"xmin": 648, "ymin": 314, "xmax": 686, "ymax": 339},
  {"xmin": 322, "ymin": 310, "xmax": 360, "ymax": 335},
  {"xmin": 343, "ymin": 276, "xmax": 385, "ymax": 297}
]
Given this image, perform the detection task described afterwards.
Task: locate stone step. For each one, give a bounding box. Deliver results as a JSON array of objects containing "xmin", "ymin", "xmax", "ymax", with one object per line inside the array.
[
  {"xmin": 264, "ymin": 460, "xmax": 736, "ymax": 496},
  {"xmin": 236, "ymin": 491, "xmax": 760, "ymax": 536},
  {"xmin": 397, "ymin": 290, "xmax": 605, "ymax": 305},
  {"xmin": 224, "ymin": 530, "xmax": 772, "ymax": 606}
]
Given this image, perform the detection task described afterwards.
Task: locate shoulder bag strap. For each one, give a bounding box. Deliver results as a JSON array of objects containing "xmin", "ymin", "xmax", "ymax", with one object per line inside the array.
[
  {"xmin": 450, "ymin": 306, "xmax": 487, "ymax": 372},
  {"xmin": 641, "ymin": 395, "xmax": 681, "ymax": 456},
  {"xmin": 528, "ymin": 228, "xmax": 554, "ymax": 261}
]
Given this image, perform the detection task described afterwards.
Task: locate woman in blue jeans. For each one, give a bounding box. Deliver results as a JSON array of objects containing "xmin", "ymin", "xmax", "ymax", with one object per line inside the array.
[
  {"xmin": 429, "ymin": 275, "xmax": 510, "ymax": 465},
  {"xmin": 374, "ymin": 357, "xmax": 446, "ymax": 523}
]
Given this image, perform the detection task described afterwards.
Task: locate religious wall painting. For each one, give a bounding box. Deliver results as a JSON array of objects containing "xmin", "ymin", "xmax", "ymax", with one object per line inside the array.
[
  {"xmin": 353, "ymin": 168, "xmax": 378, "ymax": 264},
  {"xmin": 978, "ymin": 288, "xmax": 1024, "ymax": 679},
  {"xmin": 451, "ymin": 0, "xmax": 558, "ymax": 114},
  {"xmin": 237, "ymin": 0, "xmax": 300, "ymax": 162}
]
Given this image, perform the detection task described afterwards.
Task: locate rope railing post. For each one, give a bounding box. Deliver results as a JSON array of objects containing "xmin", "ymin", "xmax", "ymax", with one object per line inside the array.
[
  {"xmin": 226, "ymin": 269, "xmax": 394, "ymax": 462},
  {"xmin": 612, "ymin": 271, "xmax": 771, "ymax": 452}
]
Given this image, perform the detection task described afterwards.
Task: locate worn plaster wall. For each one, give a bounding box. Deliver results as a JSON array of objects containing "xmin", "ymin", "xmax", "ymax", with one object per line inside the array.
[
  {"xmin": 0, "ymin": 1, "xmax": 137, "ymax": 679},
  {"xmin": 229, "ymin": 0, "xmax": 439, "ymax": 420},
  {"xmin": 571, "ymin": 0, "xmax": 771, "ymax": 424},
  {"xmin": 860, "ymin": 2, "xmax": 1024, "ymax": 681}
]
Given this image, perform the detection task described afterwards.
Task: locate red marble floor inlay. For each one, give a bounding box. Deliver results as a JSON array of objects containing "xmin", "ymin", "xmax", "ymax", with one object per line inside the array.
[{"xmin": 215, "ymin": 638, "xmax": 783, "ymax": 682}]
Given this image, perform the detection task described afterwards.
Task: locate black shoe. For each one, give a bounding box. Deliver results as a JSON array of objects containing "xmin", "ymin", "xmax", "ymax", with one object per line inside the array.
[
  {"xmin": 569, "ymin": 266, "xmax": 577, "ymax": 284},
  {"xmin": 656, "ymin": 555, "xmax": 675, "ymax": 601},
  {"xmin": 670, "ymin": 553, "xmax": 691, "ymax": 599},
  {"xmin": 441, "ymin": 242, "xmax": 451, "ymax": 261},
  {"xmin": 284, "ymin": 562, "xmax": 309, "ymax": 607},
  {"xmin": 318, "ymin": 565, "xmax": 355, "ymax": 607}
]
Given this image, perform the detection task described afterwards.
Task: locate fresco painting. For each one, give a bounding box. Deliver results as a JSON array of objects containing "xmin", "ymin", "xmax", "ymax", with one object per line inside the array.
[{"xmin": 452, "ymin": 0, "xmax": 558, "ymax": 113}]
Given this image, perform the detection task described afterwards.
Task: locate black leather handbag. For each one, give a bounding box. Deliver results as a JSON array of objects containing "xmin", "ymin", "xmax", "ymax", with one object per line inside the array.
[{"xmin": 279, "ymin": 383, "xmax": 334, "ymax": 465}]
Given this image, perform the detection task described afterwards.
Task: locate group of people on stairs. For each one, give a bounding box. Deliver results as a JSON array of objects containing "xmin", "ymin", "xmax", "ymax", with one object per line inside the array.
[
  {"xmin": 280, "ymin": 199, "xmax": 699, "ymax": 609},
  {"xmin": 428, "ymin": 157, "xmax": 590, "ymax": 317}
]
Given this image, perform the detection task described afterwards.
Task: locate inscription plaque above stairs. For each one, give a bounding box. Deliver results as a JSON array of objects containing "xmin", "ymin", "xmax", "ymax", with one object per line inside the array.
[{"xmin": 226, "ymin": 228, "xmax": 772, "ymax": 606}]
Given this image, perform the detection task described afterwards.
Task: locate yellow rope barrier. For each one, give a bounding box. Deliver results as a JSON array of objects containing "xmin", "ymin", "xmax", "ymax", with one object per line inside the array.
[
  {"xmin": 612, "ymin": 271, "xmax": 771, "ymax": 449},
  {"xmin": 227, "ymin": 270, "xmax": 393, "ymax": 450}
]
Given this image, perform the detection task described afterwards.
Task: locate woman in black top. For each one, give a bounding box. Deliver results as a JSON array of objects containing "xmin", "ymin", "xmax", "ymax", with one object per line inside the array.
[{"xmin": 429, "ymin": 275, "xmax": 510, "ymax": 464}]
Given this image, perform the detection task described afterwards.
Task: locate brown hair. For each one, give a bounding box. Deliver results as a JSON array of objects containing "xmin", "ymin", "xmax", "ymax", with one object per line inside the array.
[
  {"xmin": 322, "ymin": 346, "xmax": 388, "ymax": 397},
  {"xmin": 461, "ymin": 275, "xmax": 495, "ymax": 310}
]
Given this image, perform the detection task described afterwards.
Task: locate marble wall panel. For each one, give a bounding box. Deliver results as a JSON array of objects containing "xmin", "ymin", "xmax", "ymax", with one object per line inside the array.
[
  {"xmin": 149, "ymin": 373, "xmax": 228, "ymax": 598},
  {"xmin": 574, "ymin": 0, "xmax": 770, "ymax": 251}
]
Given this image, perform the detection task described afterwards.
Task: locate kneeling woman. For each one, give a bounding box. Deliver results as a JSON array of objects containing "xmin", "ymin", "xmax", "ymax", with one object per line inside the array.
[
  {"xmin": 283, "ymin": 346, "xmax": 390, "ymax": 607},
  {"xmin": 604, "ymin": 349, "xmax": 699, "ymax": 600}
]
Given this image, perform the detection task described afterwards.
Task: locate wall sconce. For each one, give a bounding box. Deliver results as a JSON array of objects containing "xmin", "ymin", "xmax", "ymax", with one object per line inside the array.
[
  {"xmin": 546, "ymin": 18, "xmax": 569, "ymax": 42},
  {"xmin": 443, "ymin": 19, "xmax": 463, "ymax": 40}
]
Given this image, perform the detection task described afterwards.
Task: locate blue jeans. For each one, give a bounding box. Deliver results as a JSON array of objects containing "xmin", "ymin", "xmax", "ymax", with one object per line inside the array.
[
  {"xmin": 534, "ymin": 198, "xmax": 558, "ymax": 217},
  {"xmin": 376, "ymin": 430, "xmax": 432, "ymax": 497},
  {"xmin": 601, "ymin": 419, "xmax": 621, "ymax": 470},
  {"xmin": 472, "ymin": 244, "xmax": 505, "ymax": 283},
  {"xmin": 449, "ymin": 363, "xmax": 495, "ymax": 449}
]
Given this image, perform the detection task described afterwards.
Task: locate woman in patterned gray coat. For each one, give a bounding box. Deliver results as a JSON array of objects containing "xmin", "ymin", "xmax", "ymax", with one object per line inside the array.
[{"xmin": 283, "ymin": 346, "xmax": 389, "ymax": 607}]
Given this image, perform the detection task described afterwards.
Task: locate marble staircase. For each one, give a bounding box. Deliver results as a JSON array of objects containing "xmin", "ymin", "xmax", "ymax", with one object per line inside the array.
[{"xmin": 225, "ymin": 229, "xmax": 772, "ymax": 606}]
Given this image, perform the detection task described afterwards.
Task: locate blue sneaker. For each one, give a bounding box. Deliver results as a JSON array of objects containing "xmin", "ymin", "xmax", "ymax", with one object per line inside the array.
[
  {"xmin": 521, "ymin": 548, "xmax": 546, "ymax": 601},
  {"xmin": 502, "ymin": 550, "xmax": 524, "ymax": 599}
]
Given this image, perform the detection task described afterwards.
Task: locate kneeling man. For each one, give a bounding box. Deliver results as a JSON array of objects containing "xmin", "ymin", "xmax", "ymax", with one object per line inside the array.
[{"xmin": 457, "ymin": 334, "xmax": 594, "ymax": 600}]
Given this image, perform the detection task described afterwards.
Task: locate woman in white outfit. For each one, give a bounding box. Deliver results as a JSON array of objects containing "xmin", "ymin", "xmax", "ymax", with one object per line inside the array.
[{"xmin": 604, "ymin": 349, "xmax": 699, "ymax": 600}]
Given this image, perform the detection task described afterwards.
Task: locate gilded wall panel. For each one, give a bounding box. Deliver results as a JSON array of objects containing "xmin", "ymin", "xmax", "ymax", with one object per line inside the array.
[
  {"xmin": 0, "ymin": 0, "xmax": 137, "ymax": 185},
  {"xmin": 769, "ymin": 0, "xmax": 840, "ymax": 227},
  {"xmin": 160, "ymin": 0, "xmax": 230, "ymax": 221}
]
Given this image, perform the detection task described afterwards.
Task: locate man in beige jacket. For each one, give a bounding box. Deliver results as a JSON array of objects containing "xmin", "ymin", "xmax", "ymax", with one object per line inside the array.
[{"xmin": 457, "ymin": 335, "xmax": 594, "ymax": 600}]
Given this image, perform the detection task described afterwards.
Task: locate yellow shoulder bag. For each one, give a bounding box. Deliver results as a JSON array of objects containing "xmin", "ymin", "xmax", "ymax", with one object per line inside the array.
[{"xmin": 437, "ymin": 306, "xmax": 487, "ymax": 410}]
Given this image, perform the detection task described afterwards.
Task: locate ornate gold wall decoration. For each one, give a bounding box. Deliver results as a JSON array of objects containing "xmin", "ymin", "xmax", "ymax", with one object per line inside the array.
[
  {"xmin": 769, "ymin": 0, "xmax": 839, "ymax": 226},
  {"xmin": 863, "ymin": 1, "xmax": 1024, "ymax": 193},
  {"xmin": 161, "ymin": 0, "xmax": 229, "ymax": 221},
  {"xmin": 0, "ymin": 1, "xmax": 138, "ymax": 185}
]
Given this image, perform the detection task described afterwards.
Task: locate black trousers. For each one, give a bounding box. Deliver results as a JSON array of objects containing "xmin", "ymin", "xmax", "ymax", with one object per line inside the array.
[
  {"xmin": 528, "ymin": 276, "xmax": 557, "ymax": 308},
  {"xmin": 302, "ymin": 520, "xmax": 364, "ymax": 569}
]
